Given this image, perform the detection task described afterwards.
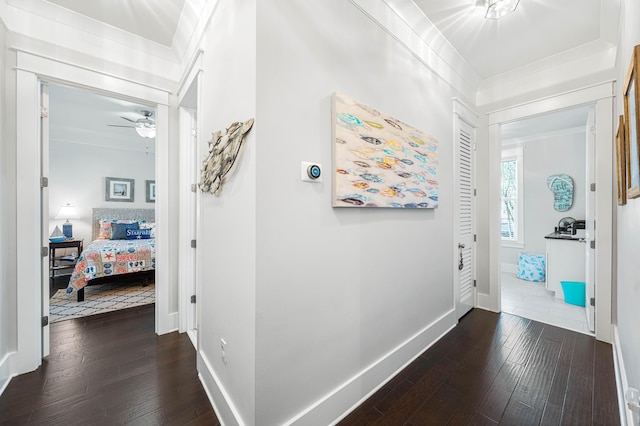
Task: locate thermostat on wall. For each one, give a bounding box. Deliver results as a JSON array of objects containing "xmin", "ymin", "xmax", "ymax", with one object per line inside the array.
[{"xmin": 301, "ymin": 161, "xmax": 322, "ymax": 183}]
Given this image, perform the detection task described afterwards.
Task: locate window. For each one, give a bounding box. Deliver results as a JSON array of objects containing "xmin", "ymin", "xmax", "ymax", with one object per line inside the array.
[{"xmin": 501, "ymin": 147, "xmax": 524, "ymax": 246}]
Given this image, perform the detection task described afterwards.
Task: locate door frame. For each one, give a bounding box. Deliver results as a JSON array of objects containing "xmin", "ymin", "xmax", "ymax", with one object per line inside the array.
[
  {"xmin": 485, "ymin": 82, "xmax": 614, "ymax": 343},
  {"xmin": 177, "ymin": 50, "xmax": 203, "ymax": 346},
  {"xmin": 15, "ymin": 49, "xmax": 172, "ymax": 374}
]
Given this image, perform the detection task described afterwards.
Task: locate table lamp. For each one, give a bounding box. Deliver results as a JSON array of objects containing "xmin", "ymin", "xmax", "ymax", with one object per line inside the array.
[{"xmin": 55, "ymin": 203, "xmax": 79, "ymax": 239}]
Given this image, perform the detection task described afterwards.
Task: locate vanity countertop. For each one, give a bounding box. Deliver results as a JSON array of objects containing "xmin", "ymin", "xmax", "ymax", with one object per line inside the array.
[{"xmin": 545, "ymin": 232, "xmax": 584, "ymax": 241}]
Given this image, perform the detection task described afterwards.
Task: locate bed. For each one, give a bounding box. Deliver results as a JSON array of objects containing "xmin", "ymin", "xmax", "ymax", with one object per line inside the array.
[{"xmin": 66, "ymin": 208, "xmax": 155, "ymax": 302}]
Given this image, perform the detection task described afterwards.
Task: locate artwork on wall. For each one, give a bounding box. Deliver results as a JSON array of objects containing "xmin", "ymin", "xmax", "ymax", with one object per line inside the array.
[
  {"xmin": 105, "ymin": 177, "xmax": 134, "ymax": 202},
  {"xmin": 332, "ymin": 92, "xmax": 439, "ymax": 208},
  {"xmin": 146, "ymin": 180, "xmax": 156, "ymax": 203},
  {"xmin": 624, "ymin": 44, "xmax": 640, "ymax": 199},
  {"xmin": 546, "ymin": 174, "xmax": 574, "ymax": 212},
  {"xmin": 199, "ymin": 118, "xmax": 255, "ymax": 195},
  {"xmin": 616, "ymin": 115, "xmax": 627, "ymax": 206}
]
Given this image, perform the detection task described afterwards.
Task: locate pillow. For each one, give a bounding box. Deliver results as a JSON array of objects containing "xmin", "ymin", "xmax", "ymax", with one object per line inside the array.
[
  {"xmin": 111, "ymin": 222, "xmax": 139, "ymax": 240},
  {"xmin": 139, "ymin": 222, "xmax": 156, "ymax": 238},
  {"xmin": 125, "ymin": 228, "xmax": 151, "ymax": 240},
  {"xmin": 98, "ymin": 220, "xmax": 113, "ymax": 239}
]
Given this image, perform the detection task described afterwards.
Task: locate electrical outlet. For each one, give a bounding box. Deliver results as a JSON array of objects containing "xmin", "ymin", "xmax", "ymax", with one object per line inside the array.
[{"xmin": 220, "ymin": 338, "xmax": 227, "ymax": 365}]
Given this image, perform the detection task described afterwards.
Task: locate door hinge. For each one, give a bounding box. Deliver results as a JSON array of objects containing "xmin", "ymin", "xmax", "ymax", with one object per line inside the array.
[
  {"xmin": 41, "ymin": 177, "xmax": 48, "ymax": 188},
  {"xmin": 474, "ymin": 188, "xmax": 477, "ymax": 196},
  {"xmin": 41, "ymin": 107, "xmax": 49, "ymax": 118},
  {"xmin": 473, "ymin": 279, "xmax": 477, "ymax": 288},
  {"xmin": 190, "ymin": 295, "xmax": 196, "ymax": 304},
  {"xmin": 41, "ymin": 246, "xmax": 49, "ymax": 257},
  {"xmin": 590, "ymin": 297, "xmax": 595, "ymax": 307},
  {"xmin": 590, "ymin": 183, "xmax": 596, "ymax": 192},
  {"xmin": 191, "ymin": 184, "xmax": 197, "ymax": 193},
  {"xmin": 474, "ymin": 234, "xmax": 477, "ymax": 242},
  {"xmin": 42, "ymin": 316, "xmax": 49, "ymax": 327},
  {"xmin": 191, "ymin": 239, "xmax": 197, "ymax": 248},
  {"xmin": 590, "ymin": 240, "xmax": 595, "ymax": 249}
]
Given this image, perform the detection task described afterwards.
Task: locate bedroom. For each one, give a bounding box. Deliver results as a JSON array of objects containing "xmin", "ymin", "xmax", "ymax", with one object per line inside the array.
[{"xmin": 46, "ymin": 83, "xmax": 157, "ymax": 323}]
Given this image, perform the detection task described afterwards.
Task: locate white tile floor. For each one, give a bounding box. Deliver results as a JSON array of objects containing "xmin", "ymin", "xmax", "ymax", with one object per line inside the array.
[{"xmin": 501, "ymin": 271, "xmax": 593, "ymax": 335}]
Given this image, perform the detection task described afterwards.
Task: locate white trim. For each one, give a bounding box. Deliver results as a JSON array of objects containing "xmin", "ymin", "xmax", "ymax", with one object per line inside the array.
[
  {"xmin": 501, "ymin": 263, "xmax": 517, "ymax": 274},
  {"xmin": 453, "ymin": 97, "xmax": 479, "ymax": 127},
  {"xmin": 14, "ymin": 52, "xmax": 174, "ymax": 375},
  {"xmin": 288, "ymin": 310, "xmax": 457, "ymax": 425},
  {"xmin": 613, "ymin": 326, "xmax": 631, "ymax": 426},
  {"xmin": 198, "ymin": 351, "xmax": 245, "ymax": 426},
  {"xmin": 0, "ymin": 352, "xmax": 17, "ymax": 397},
  {"xmin": 477, "ymin": 292, "xmax": 500, "ymax": 313}
]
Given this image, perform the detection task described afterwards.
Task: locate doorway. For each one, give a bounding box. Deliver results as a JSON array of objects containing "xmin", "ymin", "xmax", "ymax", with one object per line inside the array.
[
  {"xmin": 46, "ymin": 83, "xmax": 157, "ymax": 324},
  {"xmin": 486, "ymin": 82, "xmax": 614, "ymax": 343}
]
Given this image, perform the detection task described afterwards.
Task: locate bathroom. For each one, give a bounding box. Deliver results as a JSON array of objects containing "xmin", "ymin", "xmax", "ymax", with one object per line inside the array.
[{"xmin": 500, "ymin": 105, "xmax": 594, "ymax": 335}]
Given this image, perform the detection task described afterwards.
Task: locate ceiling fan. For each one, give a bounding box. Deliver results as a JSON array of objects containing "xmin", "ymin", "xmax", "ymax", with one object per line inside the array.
[{"xmin": 108, "ymin": 110, "xmax": 156, "ymax": 138}]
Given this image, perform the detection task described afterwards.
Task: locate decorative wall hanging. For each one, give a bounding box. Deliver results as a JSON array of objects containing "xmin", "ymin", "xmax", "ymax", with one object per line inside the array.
[
  {"xmin": 624, "ymin": 44, "xmax": 640, "ymax": 199},
  {"xmin": 546, "ymin": 174, "xmax": 574, "ymax": 212},
  {"xmin": 332, "ymin": 92, "xmax": 439, "ymax": 208},
  {"xmin": 105, "ymin": 177, "xmax": 134, "ymax": 202},
  {"xmin": 146, "ymin": 180, "xmax": 156, "ymax": 203},
  {"xmin": 199, "ymin": 118, "xmax": 255, "ymax": 195},
  {"xmin": 616, "ymin": 115, "xmax": 627, "ymax": 206}
]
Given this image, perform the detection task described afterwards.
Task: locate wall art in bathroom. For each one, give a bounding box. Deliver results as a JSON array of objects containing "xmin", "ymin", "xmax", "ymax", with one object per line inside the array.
[
  {"xmin": 546, "ymin": 174, "xmax": 574, "ymax": 212},
  {"xmin": 332, "ymin": 92, "xmax": 439, "ymax": 208}
]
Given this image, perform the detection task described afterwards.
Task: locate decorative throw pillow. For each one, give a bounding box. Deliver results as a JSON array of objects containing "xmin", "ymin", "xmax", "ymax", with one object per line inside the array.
[
  {"xmin": 125, "ymin": 228, "xmax": 151, "ymax": 240},
  {"xmin": 139, "ymin": 222, "xmax": 156, "ymax": 238},
  {"xmin": 111, "ymin": 222, "xmax": 139, "ymax": 240},
  {"xmin": 98, "ymin": 220, "xmax": 113, "ymax": 239}
]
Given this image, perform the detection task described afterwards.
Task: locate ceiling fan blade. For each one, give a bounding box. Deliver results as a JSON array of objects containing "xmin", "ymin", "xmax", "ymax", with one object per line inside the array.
[
  {"xmin": 120, "ymin": 116, "xmax": 137, "ymax": 123},
  {"xmin": 108, "ymin": 124, "xmax": 136, "ymax": 128}
]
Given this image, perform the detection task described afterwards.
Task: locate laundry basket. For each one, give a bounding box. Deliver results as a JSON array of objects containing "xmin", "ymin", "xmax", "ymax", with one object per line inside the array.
[{"xmin": 517, "ymin": 252, "xmax": 546, "ymax": 282}]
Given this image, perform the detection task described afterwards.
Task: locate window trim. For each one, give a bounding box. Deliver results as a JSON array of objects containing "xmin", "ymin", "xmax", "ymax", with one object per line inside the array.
[{"xmin": 501, "ymin": 146, "xmax": 524, "ymax": 247}]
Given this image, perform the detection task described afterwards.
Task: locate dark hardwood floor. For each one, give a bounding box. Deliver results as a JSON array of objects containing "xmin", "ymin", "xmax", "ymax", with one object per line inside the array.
[
  {"xmin": 339, "ymin": 309, "xmax": 620, "ymax": 426},
  {"xmin": 0, "ymin": 307, "xmax": 619, "ymax": 425},
  {"xmin": 0, "ymin": 304, "xmax": 218, "ymax": 425}
]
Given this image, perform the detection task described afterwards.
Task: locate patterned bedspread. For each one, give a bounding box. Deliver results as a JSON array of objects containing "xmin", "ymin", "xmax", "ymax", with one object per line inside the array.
[{"xmin": 66, "ymin": 239, "xmax": 156, "ymax": 294}]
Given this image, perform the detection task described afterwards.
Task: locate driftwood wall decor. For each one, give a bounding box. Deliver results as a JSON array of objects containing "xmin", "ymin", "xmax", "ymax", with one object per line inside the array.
[{"xmin": 199, "ymin": 118, "xmax": 254, "ymax": 195}]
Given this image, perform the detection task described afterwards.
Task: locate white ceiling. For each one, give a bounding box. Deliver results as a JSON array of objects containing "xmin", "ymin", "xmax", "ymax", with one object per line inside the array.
[
  {"xmin": 501, "ymin": 105, "xmax": 591, "ymax": 142},
  {"xmin": 49, "ymin": 84, "xmax": 155, "ymax": 154},
  {"xmin": 45, "ymin": 0, "xmax": 185, "ymax": 46},
  {"xmin": 413, "ymin": 0, "xmax": 610, "ymax": 79}
]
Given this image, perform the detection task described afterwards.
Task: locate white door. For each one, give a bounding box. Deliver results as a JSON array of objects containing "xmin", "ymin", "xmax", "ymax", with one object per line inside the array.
[
  {"xmin": 455, "ymin": 118, "xmax": 475, "ymax": 319},
  {"xmin": 40, "ymin": 82, "xmax": 50, "ymax": 357},
  {"xmin": 584, "ymin": 108, "xmax": 596, "ymax": 332}
]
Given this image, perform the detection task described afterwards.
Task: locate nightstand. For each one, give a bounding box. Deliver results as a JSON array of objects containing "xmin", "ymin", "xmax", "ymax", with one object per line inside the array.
[{"xmin": 49, "ymin": 239, "xmax": 83, "ymax": 296}]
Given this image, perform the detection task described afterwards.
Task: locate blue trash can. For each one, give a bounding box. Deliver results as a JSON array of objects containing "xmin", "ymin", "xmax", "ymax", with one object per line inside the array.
[{"xmin": 561, "ymin": 281, "xmax": 586, "ymax": 306}]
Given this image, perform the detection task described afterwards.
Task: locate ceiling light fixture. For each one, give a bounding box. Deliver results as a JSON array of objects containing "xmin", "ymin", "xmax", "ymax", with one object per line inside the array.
[
  {"xmin": 477, "ymin": 0, "xmax": 520, "ymax": 19},
  {"xmin": 135, "ymin": 124, "xmax": 156, "ymax": 139}
]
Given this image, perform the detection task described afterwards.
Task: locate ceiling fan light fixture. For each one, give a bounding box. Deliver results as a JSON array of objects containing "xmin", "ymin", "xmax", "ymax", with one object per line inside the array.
[
  {"xmin": 484, "ymin": 0, "xmax": 520, "ymax": 19},
  {"xmin": 135, "ymin": 125, "xmax": 156, "ymax": 139}
]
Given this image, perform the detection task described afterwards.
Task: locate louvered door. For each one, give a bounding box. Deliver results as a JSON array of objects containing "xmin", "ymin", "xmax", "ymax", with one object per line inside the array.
[{"xmin": 455, "ymin": 118, "xmax": 475, "ymax": 319}]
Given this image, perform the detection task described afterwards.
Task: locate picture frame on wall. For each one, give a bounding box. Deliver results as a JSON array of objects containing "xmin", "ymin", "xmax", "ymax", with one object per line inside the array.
[
  {"xmin": 616, "ymin": 115, "xmax": 627, "ymax": 206},
  {"xmin": 624, "ymin": 44, "xmax": 640, "ymax": 199},
  {"xmin": 146, "ymin": 180, "xmax": 156, "ymax": 203},
  {"xmin": 105, "ymin": 177, "xmax": 134, "ymax": 202}
]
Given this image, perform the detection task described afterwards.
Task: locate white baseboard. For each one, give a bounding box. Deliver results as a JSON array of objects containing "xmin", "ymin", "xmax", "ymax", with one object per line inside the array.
[
  {"xmin": 613, "ymin": 326, "xmax": 633, "ymax": 426},
  {"xmin": 198, "ymin": 351, "xmax": 244, "ymax": 426},
  {"xmin": 477, "ymin": 292, "xmax": 500, "ymax": 313},
  {"xmin": 0, "ymin": 351, "xmax": 17, "ymax": 397},
  {"xmin": 501, "ymin": 263, "xmax": 517, "ymax": 274},
  {"xmin": 284, "ymin": 309, "xmax": 456, "ymax": 425}
]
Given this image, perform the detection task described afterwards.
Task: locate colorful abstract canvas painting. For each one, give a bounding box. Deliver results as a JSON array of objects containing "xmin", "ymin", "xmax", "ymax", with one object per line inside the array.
[{"xmin": 332, "ymin": 92, "xmax": 439, "ymax": 208}]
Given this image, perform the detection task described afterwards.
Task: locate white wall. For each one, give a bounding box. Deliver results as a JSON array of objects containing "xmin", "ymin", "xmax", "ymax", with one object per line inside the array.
[
  {"xmin": 616, "ymin": 0, "xmax": 640, "ymax": 418},
  {"xmin": 196, "ymin": 0, "xmax": 257, "ymax": 424},
  {"xmin": 49, "ymin": 140, "xmax": 155, "ymax": 244},
  {"xmin": 501, "ymin": 131, "xmax": 586, "ymax": 267},
  {"xmin": 253, "ymin": 1, "xmax": 457, "ymax": 424}
]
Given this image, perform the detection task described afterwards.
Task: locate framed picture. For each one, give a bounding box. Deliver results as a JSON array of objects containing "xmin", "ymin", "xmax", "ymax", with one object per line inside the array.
[
  {"xmin": 146, "ymin": 180, "xmax": 156, "ymax": 202},
  {"xmin": 624, "ymin": 45, "xmax": 640, "ymax": 199},
  {"xmin": 105, "ymin": 177, "xmax": 134, "ymax": 202},
  {"xmin": 616, "ymin": 115, "xmax": 627, "ymax": 206}
]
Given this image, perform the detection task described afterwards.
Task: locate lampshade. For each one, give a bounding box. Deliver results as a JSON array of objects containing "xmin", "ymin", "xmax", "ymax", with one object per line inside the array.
[
  {"xmin": 136, "ymin": 124, "xmax": 156, "ymax": 139},
  {"xmin": 484, "ymin": 0, "xmax": 520, "ymax": 19},
  {"xmin": 54, "ymin": 203, "xmax": 79, "ymax": 221}
]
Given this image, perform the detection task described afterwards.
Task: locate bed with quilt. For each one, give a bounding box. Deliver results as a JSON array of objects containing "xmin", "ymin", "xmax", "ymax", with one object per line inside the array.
[{"xmin": 66, "ymin": 208, "xmax": 155, "ymax": 302}]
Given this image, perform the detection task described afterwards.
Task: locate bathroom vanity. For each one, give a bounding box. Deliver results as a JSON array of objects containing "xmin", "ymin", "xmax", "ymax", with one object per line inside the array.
[{"xmin": 545, "ymin": 232, "xmax": 586, "ymax": 298}]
